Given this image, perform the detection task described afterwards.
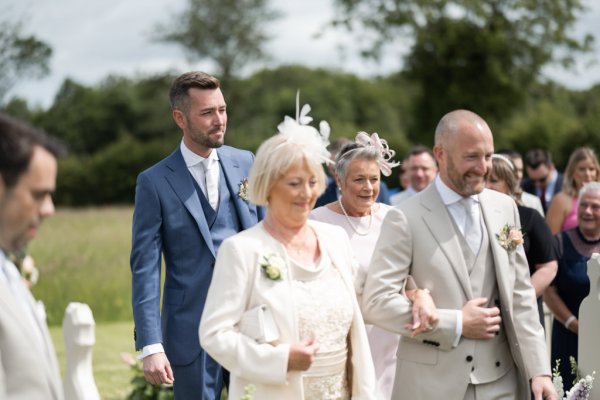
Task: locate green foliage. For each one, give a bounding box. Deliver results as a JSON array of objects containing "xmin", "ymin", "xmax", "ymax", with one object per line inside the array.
[
  {"xmin": 0, "ymin": 19, "xmax": 52, "ymax": 102},
  {"xmin": 153, "ymin": 0, "xmax": 281, "ymax": 86},
  {"xmin": 55, "ymin": 135, "xmax": 177, "ymax": 206},
  {"xmin": 6, "ymin": 66, "xmax": 600, "ymax": 203},
  {"xmin": 331, "ymin": 0, "xmax": 594, "ymax": 139},
  {"xmin": 126, "ymin": 362, "xmax": 173, "ymax": 400}
]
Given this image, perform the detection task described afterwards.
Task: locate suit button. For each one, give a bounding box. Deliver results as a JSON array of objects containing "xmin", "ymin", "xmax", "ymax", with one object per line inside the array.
[
  {"xmin": 471, "ymin": 366, "xmax": 475, "ymax": 372},
  {"xmin": 466, "ymin": 355, "xmax": 473, "ymax": 362},
  {"xmin": 496, "ymin": 361, "xmax": 501, "ymax": 367}
]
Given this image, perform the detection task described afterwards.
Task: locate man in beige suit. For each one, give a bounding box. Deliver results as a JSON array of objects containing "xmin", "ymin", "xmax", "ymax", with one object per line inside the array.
[
  {"xmin": 362, "ymin": 110, "xmax": 557, "ymax": 399},
  {"xmin": 0, "ymin": 113, "xmax": 64, "ymax": 399}
]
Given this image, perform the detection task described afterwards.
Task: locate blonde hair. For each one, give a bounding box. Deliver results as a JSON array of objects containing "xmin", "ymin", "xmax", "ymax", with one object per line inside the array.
[
  {"xmin": 491, "ymin": 154, "xmax": 522, "ymax": 201},
  {"xmin": 562, "ymin": 147, "xmax": 600, "ymax": 197},
  {"xmin": 248, "ymin": 134, "xmax": 327, "ymax": 206}
]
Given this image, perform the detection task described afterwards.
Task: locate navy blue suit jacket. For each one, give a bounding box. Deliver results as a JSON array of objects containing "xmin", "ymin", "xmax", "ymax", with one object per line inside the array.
[{"xmin": 130, "ymin": 146, "xmax": 261, "ymax": 366}]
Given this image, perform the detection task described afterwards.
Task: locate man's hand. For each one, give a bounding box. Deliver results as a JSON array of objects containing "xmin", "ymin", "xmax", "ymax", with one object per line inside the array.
[
  {"xmin": 143, "ymin": 352, "xmax": 174, "ymax": 385},
  {"xmin": 531, "ymin": 375, "xmax": 558, "ymax": 400},
  {"xmin": 462, "ymin": 297, "xmax": 501, "ymax": 339},
  {"xmin": 287, "ymin": 338, "xmax": 319, "ymax": 371}
]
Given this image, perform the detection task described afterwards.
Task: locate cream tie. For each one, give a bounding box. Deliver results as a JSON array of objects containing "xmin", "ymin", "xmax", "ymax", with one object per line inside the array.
[
  {"xmin": 201, "ymin": 158, "xmax": 219, "ymax": 210},
  {"xmin": 460, "ymin": 197, "xmax": 482, "ymax": 254}
]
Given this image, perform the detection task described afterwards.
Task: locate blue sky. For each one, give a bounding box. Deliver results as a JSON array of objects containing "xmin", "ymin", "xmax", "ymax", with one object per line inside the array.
[{"xmin": 4, "ymin": 0, "xmax": 600, "ymax": 108}]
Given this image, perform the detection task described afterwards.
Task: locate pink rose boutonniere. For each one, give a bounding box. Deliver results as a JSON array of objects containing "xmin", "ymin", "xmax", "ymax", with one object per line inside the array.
[{"xmin": 496, "ymin": 224, "xmax": 524, "ymax": 252}]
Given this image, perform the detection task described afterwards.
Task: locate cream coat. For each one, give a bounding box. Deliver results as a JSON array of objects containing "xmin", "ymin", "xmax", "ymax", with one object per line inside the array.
[
  {"xmin": 199, "ymin": 220, "xmax": 377, "ymax": 399},
  {"xmin": 362, "ymin": 185, "xmax": 550, "ymax": 399},
  {"xmin": 0, "ymin": 278, "xmax": 64, "ymax": 400}
]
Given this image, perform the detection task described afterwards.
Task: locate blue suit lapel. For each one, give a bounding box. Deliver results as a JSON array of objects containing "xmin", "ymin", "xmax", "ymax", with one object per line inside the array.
[
  {"xmin": 164, "ymin": 150, "xmax": 216, "ymax": 257},
  {"xmin": 218, "ymin": 149, "xmax": 255, "ymax": 230}
]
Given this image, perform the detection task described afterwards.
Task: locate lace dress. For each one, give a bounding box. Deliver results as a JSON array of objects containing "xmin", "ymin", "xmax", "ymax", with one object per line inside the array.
[{"xmin": 288, "ymin": 250, "xmax": 353, "ymax": 400}]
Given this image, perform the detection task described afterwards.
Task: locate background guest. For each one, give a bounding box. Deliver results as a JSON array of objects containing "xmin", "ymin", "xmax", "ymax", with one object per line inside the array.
[
  {"xmin": 315, "ymin": 137, "xmax": 391, "ymax": 207},
  {"xmin": 390, "ymin": 145, "xmax": 438, "ymax": 205},
  {"xmin": 200, "ymin": 104, "xmax": 377, "ymax": 399},
  {"xmin": 311, "ymin": 133, "xmax": 437, "ymax": 399},
  {"xmin": 497, "ymin": 149, "xmax": 545, "ymax": 216},
  {"xmin": 522, "ymin": 148, "xmax": 564, "ymax": 213},
  {"xmin": 544, "ymin": 181, "xmax": 600, "ymax": 393},
  {"xmin": 486, "ymin": 154, "xmax": 557, "ymax": 327},
  {"xmin": 546, "ymin": 147, "xmax": 600, "ymax": 234}
]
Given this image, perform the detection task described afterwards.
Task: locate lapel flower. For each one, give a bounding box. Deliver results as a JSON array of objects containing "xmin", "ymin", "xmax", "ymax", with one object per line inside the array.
[
  {"xmin": 496, "ymin": 224, "xmax": 524, "ymax": 252},
  {"xmin": 260, "ymin": 254, "xmax": 285, "ymax": 281},
  {"xmin": 238, "ymin": 177, "xmax": 249, "ymax": 202},
  {"xmin": 9, "ymin": 251, "xmax": 39, "ymax": 288}
]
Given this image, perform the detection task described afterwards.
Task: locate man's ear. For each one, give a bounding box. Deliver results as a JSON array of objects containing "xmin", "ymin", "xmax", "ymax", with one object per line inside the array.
[
  {"xmin": 433, "ymin": 144, "xmax": 444, "ymax": 164},
  {"xmin": 172, "ymin": 109, "xmax": 186, "ymax": 130}
]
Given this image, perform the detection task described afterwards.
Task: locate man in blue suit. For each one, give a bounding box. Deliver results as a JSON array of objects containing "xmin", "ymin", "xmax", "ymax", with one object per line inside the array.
[{"xmin": 130, "ymin": 71, "xmax": 262, "ymax": 399}]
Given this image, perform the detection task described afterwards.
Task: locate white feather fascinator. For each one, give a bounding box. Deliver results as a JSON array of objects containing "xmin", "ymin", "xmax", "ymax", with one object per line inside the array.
[{"xmin": 275, "ymin": 91, "xmax": 332, "ymax": 165}]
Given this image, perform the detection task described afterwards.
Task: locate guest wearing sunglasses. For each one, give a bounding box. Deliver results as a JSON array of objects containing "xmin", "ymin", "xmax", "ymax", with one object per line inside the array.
[{"xmin": 522, "ymin": 149, "xmax": 563, "ymax": 213}]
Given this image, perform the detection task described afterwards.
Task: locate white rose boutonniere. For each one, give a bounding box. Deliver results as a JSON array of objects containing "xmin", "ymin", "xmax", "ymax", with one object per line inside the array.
[
  {"xmin": 260, "ymin": 254, "xmax": 285, "ymax": 281},
  {"xmin": 238, "ymin": 177, "xmax": 249, "ymax": 202},
  {"xmin": 496, "ymin": 224, "xmax": 524, "ymax": 252}
]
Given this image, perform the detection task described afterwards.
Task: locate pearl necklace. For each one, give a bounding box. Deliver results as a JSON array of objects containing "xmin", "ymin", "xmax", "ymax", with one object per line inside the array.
[{"xmin": 338, "ymin": 197, "xmax": 373, "ymax": 236}]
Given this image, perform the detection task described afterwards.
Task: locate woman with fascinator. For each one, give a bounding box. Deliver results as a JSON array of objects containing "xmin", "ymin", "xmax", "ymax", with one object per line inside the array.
[
  {"xmin": 199, "ymin": 99, "xmax": 378, "ymax": 399},
  {"xmin": 310, "ymin": 133, "xmax": 439, "ymax": 399}
]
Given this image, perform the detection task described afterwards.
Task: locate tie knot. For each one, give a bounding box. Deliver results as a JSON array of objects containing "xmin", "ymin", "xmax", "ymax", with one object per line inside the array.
[
  {"xmin": 459, "ymin": 197, "xmax": 473, "ymax": 210},
  {"xmin": 201, "ymin": 157, "xmax": 213, "ymax": 171}
]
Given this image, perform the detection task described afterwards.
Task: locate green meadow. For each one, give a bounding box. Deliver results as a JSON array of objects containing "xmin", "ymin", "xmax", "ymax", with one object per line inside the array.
[{"xmin": 31, "ymin": 207, "xmax": 137, "ymax": 398}]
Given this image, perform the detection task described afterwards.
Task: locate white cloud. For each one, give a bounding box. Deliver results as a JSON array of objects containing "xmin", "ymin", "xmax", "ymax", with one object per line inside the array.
[{"xmin": 4, "ymin": 0, "xmax": 600, "ymax": 107}]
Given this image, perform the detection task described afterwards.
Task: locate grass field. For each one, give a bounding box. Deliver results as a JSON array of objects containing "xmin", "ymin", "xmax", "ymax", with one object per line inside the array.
[
  {"xmin": 30, "ymin": 206, "xmax": 134, "ymax": 325},
  {"xmin": 50, "ymin": 321, "xmax": 135, "ymax": 399},
  {"xmin": 30, "ymin": 207, "xmax": 137, "ymax": 397}
]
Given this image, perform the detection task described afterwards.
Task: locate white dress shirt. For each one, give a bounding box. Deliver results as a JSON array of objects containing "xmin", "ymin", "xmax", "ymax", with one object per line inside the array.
[{"xmin": 434, "ymin": 176, "xmax": 484, "ymax": 345}]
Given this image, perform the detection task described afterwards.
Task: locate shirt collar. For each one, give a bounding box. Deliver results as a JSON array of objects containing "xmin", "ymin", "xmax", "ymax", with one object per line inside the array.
[
  {"xmin": 180, "ymin": 140, "xmax": 219, "ymax": 168},
  {"xmin": 434, "ymin": 175, "xmax": 480, "ymax": 206}
]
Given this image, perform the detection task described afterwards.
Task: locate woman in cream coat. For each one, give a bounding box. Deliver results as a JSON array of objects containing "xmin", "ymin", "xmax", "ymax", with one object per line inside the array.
[{"xmin": 200, "ymin": 106, "xmax": 377, "ymax": 399}]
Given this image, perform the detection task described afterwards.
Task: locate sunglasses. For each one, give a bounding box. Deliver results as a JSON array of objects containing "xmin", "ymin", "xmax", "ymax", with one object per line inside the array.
[{"xmin": 530, "ymin": 175, "xmax": 549, "ymax": 185}]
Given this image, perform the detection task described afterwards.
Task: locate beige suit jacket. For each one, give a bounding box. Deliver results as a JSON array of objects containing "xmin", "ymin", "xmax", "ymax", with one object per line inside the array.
[
  {"xmin": 0, "ymin": 279, "xmax": 64, "ymax": 400},
  {"xmin": 362, "ymin": 185, "xmax": 550, "ymax": 399},
  {"xmin": 200, "ymin": 220, "xmax": 377, "ymax": 400}
]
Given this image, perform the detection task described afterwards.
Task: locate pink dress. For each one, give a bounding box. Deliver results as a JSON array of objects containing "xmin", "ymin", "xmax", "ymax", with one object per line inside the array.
[
  {"xmin": 560, "ymin": 197, "xmax": 578, "ymax": 232},
  {"xmin": 310, "ymin": 204, "xmax": 397, "ymax": 399}
]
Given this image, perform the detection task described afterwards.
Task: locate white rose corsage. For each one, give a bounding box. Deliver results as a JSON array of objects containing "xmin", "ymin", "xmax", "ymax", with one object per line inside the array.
[
  {"xmin": 496, "ymin": 224, "xmax": 524, "ymax": 252},
  {"xmin": 260, "ymin": 254, "xmax": 285, "ymax": 281}
]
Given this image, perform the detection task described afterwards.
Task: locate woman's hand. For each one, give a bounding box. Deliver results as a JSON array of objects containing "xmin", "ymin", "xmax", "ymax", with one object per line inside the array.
[
  {"xmin": 405, "ymin": 288, "xmax": 439, "ymax": 336},
  {"xmin": 287, "ymin": 338, "xmax": 320, "ymax": 371}
]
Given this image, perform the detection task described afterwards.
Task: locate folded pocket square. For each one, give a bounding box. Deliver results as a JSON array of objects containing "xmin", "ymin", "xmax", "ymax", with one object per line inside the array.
[{"xmin": 239, "ymin": 304, "xmax": 280, "ymax": 343}]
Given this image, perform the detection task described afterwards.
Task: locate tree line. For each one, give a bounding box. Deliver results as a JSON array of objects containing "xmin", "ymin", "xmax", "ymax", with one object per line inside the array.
[
  {"xmin": 2, "ymin": 64, "xmax": 600, "ymax": 206},
  {"xmin": 1, "ymin": 0, "xmax": 597, "ymax": 205}
]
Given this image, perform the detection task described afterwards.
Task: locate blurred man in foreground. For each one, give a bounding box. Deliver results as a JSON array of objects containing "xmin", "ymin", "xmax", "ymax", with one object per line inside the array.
[{"xmin": 0, "ymin": 112, "xmax": 65, "ymax": 399}]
